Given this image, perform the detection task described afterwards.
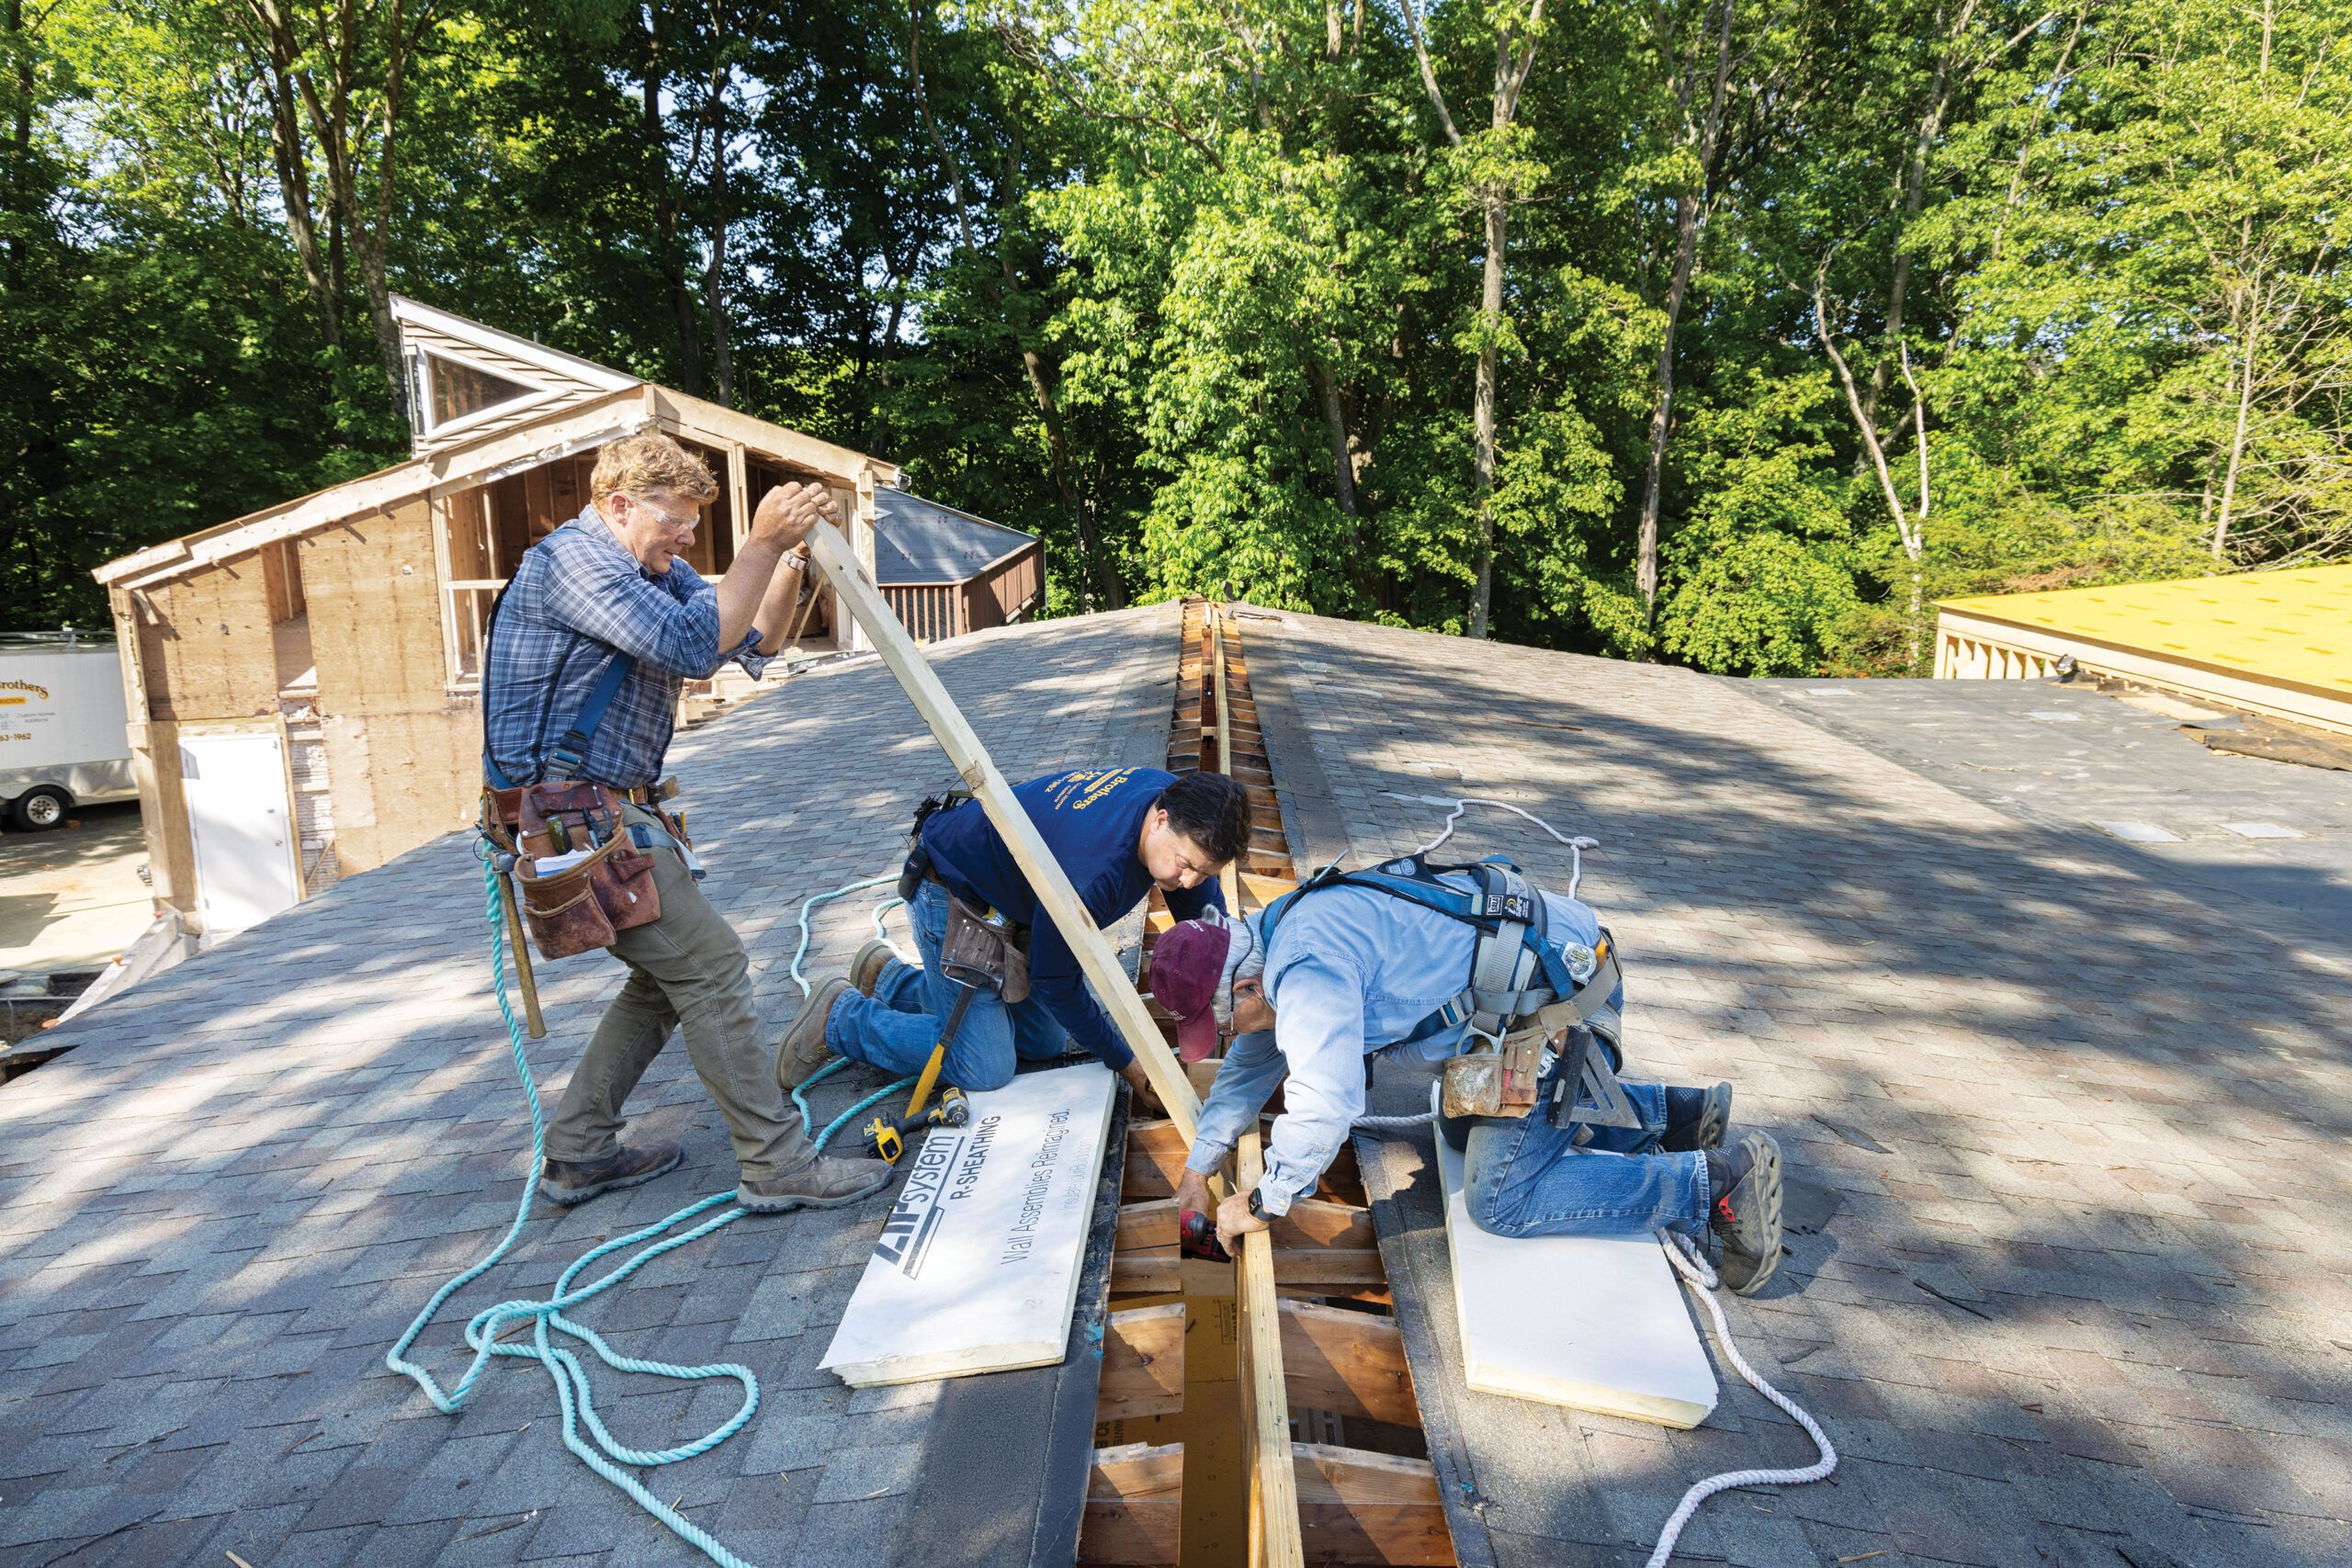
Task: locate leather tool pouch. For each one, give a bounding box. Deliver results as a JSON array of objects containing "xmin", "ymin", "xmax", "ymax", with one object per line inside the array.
[
  {"xmin": 487, "ymin": 783, "xmax": 662, "ymax": 961},
  {"xmin": 940, "ymin": 895, "xmax": 1031, "ymax": 1004},
  {"xmin": 1438, "ymin": 1028, "xmax": 1548, "ymax": 1121}
]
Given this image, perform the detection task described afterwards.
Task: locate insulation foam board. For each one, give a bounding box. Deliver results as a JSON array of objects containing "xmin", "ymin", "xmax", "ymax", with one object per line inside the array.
[
  {"xmin": 1431, "ymin": 1110, "xmax": 1717, "ymax": 1428},
  {"xmin": 820, "ymin": 1063, "xmax": 1118, "ymax": 1387}
]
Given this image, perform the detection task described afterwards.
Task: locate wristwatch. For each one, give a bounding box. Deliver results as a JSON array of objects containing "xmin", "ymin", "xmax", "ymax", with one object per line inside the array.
[{"xmin": 1248, "ymin": 1188, "xmax": 1271, "ymax": 1223}]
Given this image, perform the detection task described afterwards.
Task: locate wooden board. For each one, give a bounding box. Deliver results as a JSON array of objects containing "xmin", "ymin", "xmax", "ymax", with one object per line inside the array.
[
  {"xmin": 1100, "ymin": 1304, "xmax": 1186, "ymax": 1422},
  {"xmin": 1292, "ymin": 1444, "xmax": 1453, "ymax": 1566},
  {"xmin": 819, "ymin": 1065, "xmax": 1117, "ymax": 1386},
  {"xmin": 299, "ymin": 502, "xmax": 476, "ymax": 872},
  {"xmin": 1236, "ymin": 1122, "xmax": 1304, "ymax": 1568},
  {"xmin": 1430, "ymin": 1111, "xmax": 1716, "ymax": 1427},
  {"xmin": 1084, "ymin": 1441, "xmax": 1183, "ymax": 1564},
  {"xmin": 1278, "ymin": 1302, "xmax": 1419, "ymax": 1428},
  {"xmin": 803, "ymin": 518, "xmax": 1204, "ymax": 1137}
]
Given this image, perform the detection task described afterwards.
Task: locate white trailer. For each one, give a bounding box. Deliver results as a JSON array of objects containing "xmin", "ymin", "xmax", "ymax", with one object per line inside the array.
[{"xmin": 0, "ymin": 635, "xmax": 138, "ymax": 831}]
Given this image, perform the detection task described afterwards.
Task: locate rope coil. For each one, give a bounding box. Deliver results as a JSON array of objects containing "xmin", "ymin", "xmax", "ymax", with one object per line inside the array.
[{"xmin": 384, "ymin": 849, "xmax": 914, "ymax": 1568}]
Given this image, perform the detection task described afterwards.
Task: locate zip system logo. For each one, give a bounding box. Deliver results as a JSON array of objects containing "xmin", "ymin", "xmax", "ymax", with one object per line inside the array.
[{"xmin": 872, "ymin": 1129, "xmax": 966, "ymax": 1280}]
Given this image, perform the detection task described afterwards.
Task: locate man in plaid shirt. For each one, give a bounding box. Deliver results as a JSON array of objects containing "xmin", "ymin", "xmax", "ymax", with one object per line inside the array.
[{"xmin": 484, "ymin": 432, "xmax": 889, "ymax": 1213}]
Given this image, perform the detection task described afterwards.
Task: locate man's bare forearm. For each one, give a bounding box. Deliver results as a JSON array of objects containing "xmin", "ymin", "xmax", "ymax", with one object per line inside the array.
[
  {"xmin": 752, "ymin": 553, "xmax": 807, "ymax": 656},
  {"xmin": 716, "ymin": 536, "xmax": 786, "ymax": 651}
]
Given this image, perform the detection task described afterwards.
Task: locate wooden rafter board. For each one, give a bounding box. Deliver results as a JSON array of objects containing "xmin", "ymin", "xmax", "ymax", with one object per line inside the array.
[{"xmin": 801, "ymin": 519, "xmax": 1204, "ymax": 1138}]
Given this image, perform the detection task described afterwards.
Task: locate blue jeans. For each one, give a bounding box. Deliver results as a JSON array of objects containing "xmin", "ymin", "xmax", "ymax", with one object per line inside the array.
[
  {"xmin": 1463, "ymin": 1077, "xmax": 1710, "ymax": 1239},
  {"xmin": 824, "ymin": 881, "xmax": 1070, "ymax": 1089}
]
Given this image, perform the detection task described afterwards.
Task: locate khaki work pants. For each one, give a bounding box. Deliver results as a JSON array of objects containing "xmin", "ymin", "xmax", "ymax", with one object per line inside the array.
[{"xmin": 544, "ymin": 805, "xmax": 817, "ymax": 1181}]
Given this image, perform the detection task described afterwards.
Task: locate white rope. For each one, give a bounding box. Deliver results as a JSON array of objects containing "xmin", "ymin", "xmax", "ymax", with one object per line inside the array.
[
  {"xmin": 1378, "ymin": 791, "xmax": 1600, "ymax": 898},
  {"xmin": 1644, "ymin": 1234, "xmax": 1838, "ymax": 1566},
  {"xmin": 1351, "ymin": 1111, "xmax": 1436, "ymax": 1128}
]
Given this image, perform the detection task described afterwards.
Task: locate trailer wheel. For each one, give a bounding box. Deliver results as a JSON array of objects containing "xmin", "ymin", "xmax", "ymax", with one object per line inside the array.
[{"xmin": 9, "ymin": 786, "xmax": 70, "ymax": 831}]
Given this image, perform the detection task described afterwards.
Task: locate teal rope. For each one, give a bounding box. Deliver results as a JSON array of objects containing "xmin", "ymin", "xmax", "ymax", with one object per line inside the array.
[{"xmin": 384, "ymin": 850, "xmax": 916, "ymax": 1568}]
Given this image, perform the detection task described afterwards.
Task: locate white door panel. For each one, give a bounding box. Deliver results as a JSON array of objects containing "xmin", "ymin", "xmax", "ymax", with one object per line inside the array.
[{"xmin": 182, "ymin": 730, "xmax": 301, "ymax": 937}]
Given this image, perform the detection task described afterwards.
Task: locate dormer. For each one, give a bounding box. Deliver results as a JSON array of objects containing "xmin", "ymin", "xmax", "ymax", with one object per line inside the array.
[{"xmin": 390, "ymin": 295, "xmax": 640, "ymax": 456}]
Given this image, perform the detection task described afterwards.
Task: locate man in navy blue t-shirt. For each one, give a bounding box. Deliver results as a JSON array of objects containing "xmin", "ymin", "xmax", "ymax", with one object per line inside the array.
[{"xmin": 777, "ymin": 768, "xmax": 1250, "ymax": 1109}]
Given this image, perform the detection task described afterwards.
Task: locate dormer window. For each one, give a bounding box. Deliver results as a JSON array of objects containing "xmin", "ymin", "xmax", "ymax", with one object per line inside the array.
[{"xmin": 412, "ymin": 350, "xmax": 537, "ymax": 435}]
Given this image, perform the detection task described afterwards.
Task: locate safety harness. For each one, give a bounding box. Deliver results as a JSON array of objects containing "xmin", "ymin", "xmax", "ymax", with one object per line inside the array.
[{"xmin": 1259, "ymin": 852, "xmax": 1636, "ymax": 1127}]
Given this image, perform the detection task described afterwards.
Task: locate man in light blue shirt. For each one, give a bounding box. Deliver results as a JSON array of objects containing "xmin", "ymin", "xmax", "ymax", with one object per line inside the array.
[{"xmin": 1160, "ymin": 869, "xmax": 1786, "ymax": 1293}]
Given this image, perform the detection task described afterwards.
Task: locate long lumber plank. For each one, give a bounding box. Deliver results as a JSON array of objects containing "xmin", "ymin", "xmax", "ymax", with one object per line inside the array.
[
  {"xmin": 1209, "ymin": 604, "xmax": 1303, "ymax": 1568},
  {"xmin": 804, "ymin": 519, "xmax": 1204, "ymax": 1137}
]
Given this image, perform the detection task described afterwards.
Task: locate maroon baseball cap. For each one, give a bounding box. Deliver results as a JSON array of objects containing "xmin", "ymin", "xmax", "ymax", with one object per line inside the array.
[{"xmin": 1149, "ymin": 918, "xmax": 1232, "ymax": 1062}]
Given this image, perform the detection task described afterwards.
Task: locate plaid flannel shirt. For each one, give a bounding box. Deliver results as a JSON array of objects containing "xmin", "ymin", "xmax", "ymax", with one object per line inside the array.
[{"xmin": 483, "ymin": 507, "xmax": 771, "ymax": 787}]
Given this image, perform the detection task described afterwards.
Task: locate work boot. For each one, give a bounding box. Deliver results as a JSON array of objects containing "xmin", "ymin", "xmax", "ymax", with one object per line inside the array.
[
  {"xmin": 850, "ymin": 939, "xmax": 896, "ymax": 998},
  {"xmin": 776, "ymin": 976, "xmax": 852, "ymax": 1091},
  {"xmin": 737, "ymin": 1153, "xmax": 893, "ymax": 1213},
  {"xmin": 1704, "ymin": 1131, "xmax": 1784, "ymax": 1295},
  {"xmin": 1662, "ymin": 1081, "xmax": 1733, "ymax": 1153},
  {"xmin": 538, "ymin": 1140, "xmax": 684, "ymax": 1208}
]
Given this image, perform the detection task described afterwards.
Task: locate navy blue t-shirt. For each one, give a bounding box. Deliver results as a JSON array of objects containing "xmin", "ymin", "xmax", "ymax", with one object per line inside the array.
[{"xmin": 919, "ymin": 767, "xmax": 1227, "ymax": 1069}]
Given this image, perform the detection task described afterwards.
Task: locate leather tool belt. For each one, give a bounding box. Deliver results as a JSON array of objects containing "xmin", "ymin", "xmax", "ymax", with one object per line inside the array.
[
  {"xmin": 481, "ymin": 779, "xmax": 688, "ymax": 962},
  {"xmin": 938, "ymin": 893, "xmax": 1032, "ymax": 1003}
]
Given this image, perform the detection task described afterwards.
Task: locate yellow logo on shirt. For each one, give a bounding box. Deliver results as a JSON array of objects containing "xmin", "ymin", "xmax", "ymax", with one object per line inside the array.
[{"xmin": 1048, "ymin": 768, "xmax": 1136, "ymax": 811}]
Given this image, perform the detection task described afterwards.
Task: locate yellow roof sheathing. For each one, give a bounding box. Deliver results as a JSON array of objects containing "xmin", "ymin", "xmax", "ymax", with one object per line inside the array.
[{"xmin": 1939, "ymin": 564, "xmax": 2352, "ymax": 696}]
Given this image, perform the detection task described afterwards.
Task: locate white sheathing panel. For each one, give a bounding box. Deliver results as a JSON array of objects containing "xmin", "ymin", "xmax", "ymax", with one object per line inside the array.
[
  {"xmin": 820, "ymin": 1063, "xmax": 1117, "ymax": 1387},
  {"xmin": 1432, "ymin": 1111, "xmax": 1717, "ymax": 1428}
]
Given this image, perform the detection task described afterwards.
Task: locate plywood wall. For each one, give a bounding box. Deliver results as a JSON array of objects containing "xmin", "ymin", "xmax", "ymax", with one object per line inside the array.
[
  {"xmin": 138, "ymin": 558, "xmax": 278, "ymax": 723},
  {"xmin": 299, "ymin": 502, "xmax": 477, "ymax": 874}
]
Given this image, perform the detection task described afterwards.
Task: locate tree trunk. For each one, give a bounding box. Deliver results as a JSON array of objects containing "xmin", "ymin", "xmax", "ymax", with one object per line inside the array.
[
  {"xmin": 357, "ymin": 0, "xmax": 409, "ymax": 428},
  {"xmin": 1636, "ymin": 0, "xmax": 1736, "ymax": 621},
  {"xmin": 258, "ymin": 59, "xmax": 335, "ymax": 343},
  {"xmin": 243, "ymin": 0, "xmax": 412, "ymax": 427},
  {"xmin": 1405, "ymin": 0, "xmax": 1544, "ymax": 639},
  {"xmin": 1306, "ymin": 359, "xmax": 1362, "ymax": 534},
  {"xmin": 1466, "ymin": 189, "xmax": 1507, "ymax": 640},
  {"xmin": 642, "ymin": 13, "xmax": 705, "ymax": 396},
  {"xmin": 1863, "ymin": 1, "xmax": 1973, "ymax": 427},
  {"xmin": 6, "ymin": 0, "xmax": 31, "ymax": 289},
  {"xmin": 909, "ymin": 2, "xmax": 1119, "ymax": 608},
  {"xmin": 2214, "ymin": 301, "xmax": 2257, "ymax": 565},
  {"xmin": 701, "ymin": 68, "xmax": 733, "ymax": 408}
]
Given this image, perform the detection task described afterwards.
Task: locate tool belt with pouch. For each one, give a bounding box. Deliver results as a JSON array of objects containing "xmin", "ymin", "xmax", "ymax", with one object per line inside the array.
[
  {"xmin": 939, "ymin": 895, "xmax": 1031, "ymax": 1003},
  {"xmin": 894, "ymin": 788, "xmax": 1030, "ymax": 1001},
  {"xmin": 481, "ymin": 644, "xmax": 683, "ymax": 963}
]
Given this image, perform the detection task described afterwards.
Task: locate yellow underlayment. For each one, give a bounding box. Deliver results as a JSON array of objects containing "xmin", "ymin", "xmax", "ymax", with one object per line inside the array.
[{"xmin": 1939, "ymin": 563, "xmax": 2352, "ymax": 694}]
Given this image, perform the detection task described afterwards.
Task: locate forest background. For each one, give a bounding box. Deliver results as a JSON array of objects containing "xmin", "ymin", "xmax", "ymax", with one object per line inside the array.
[{"xmin": 6, "ymin": 0, "xmax": 2348, "ymax": 675}]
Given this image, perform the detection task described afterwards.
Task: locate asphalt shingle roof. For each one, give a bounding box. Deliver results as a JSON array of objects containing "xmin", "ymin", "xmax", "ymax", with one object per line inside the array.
[
  {"xmin": 869, "ymin": 491, "xmax": 1036, "ymax": 586},
  {"xmin": 1241, "ymin": 612, "xmax": 2352, "ymax": 1568},
  {"xmin": 5, "ymin": 601, "xmax": 2349, "ymax": 1568},
  {"xmin": 0, "ymin": 604, "xmax": 1176, "ymax": 1568}
]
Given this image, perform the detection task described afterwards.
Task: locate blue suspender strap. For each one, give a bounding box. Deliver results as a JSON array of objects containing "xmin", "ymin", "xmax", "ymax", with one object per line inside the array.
[{"xmin": 542, "ymin": 653, "xmax": 635, "ymax": 783}]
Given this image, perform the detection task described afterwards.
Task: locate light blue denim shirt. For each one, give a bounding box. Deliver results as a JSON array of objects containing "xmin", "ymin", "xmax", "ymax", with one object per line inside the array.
[{"xmin": 1186, "ymin": 874, "xmax": 1615, "ymax": 1213}]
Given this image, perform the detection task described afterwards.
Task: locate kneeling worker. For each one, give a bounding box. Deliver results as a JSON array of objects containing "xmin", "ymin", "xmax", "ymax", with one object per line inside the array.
[
  {"xmin": 1159, "ymin": 855, "xmax": 1786, "ymax": 1292},
  {"xmin": 777, "ymin": 768, "xmax": 1252, "ymax": 1112},
  {"xmin": 484, "ymin": 432, "xmax": 888, "ymax": 1214}
]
